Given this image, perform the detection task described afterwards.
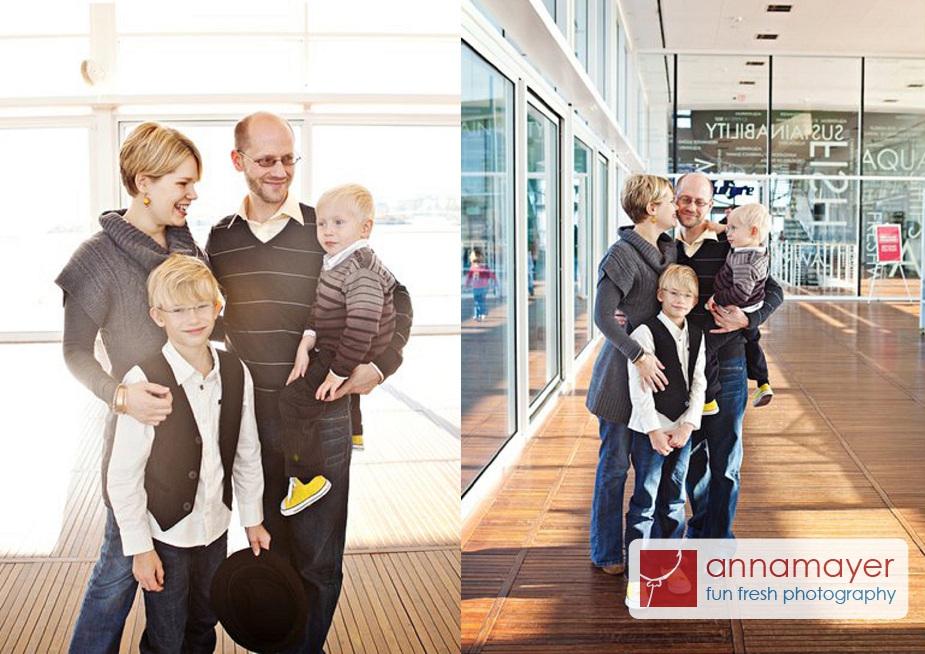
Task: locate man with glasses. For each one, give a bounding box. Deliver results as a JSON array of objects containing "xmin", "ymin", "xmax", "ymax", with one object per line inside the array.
[
  {"xmin": 670, "ymin": 172, "xmax": 783, "ymax": 540},
  {"xmin": 206, "ymin": 112, "xmax": 412, "ymax": 654}
]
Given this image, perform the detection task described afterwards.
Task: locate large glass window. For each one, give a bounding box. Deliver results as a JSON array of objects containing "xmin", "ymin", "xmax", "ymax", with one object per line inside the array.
[
  {"xmin": 573, "ymin": 138, "xmax": 594, "ymax": 357},
  {"xmin": 860, "ymin": 59, "xmax": 925, "ymax": 295},
  {"xmin": 771, "ymin": 58, "xmax": 861, "ymax": 176},
  {"xmin": 461, "ymin": 44, "xmax": 515, "ymax": 492},
  {"xmin": 666, "ymin": 52, "xmax": 924, "ymax": 299},
  {"xmin": 312, "ymin": 124, "xmax": 459, "ymax": 327},
  {"xmin": 115, "ymin": 2, "xmax": 457, "ymax": 95},
  {"xmin": 527, "ymin": 103, "xmax": 560, "ymax": 403},
  {"xmin": 675, "ymin": 55, "xmax": 770, "ymax": 175},
  {"xmin": 859, "ymin": 180, "xmax": 924, "ymax": 297},
  {"xmin": 118, "ymin": 37, "xmax": 306, "ymax": 94},
  {"xmin": 0, "ymin": 128, "xmax": 90, "ymax": 333},
  {"xmin": 769, "ymin": 178, "xmax": 859, "ymax": 295},
  {"xmin": 770, "ymin": 57, "xmax": 862, "ymax": 296}
]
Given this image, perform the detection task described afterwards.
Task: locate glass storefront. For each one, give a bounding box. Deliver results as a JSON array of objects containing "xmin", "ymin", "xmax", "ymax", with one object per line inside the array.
[{"xmin": 671, "ymin": 54, "xmax": 925, "ymax": 298}]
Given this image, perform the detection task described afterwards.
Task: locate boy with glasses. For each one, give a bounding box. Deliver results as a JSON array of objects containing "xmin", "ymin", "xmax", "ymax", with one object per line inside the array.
[
  {"xmin": 106, "ymin": 254, "xmax": 270, "ymax": 654},
  {"xmin": 624, "ymin": 264, "xmax": 706, "ymax": 608}
]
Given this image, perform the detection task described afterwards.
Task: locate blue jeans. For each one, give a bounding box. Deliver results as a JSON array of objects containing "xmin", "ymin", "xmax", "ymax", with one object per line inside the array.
[
  {"xmin": 685, "ymin": 356, "xmax": 747, "ymax": 539},
  {"xmin": 472, "ymin": 288, "xmax": 488, "ymax": 318},
  {"xmin": 625, "ymin": 430, "xmax": 691, "ymax": 575},
  {"xmin": 260, "ymin": 397, "xmax": 353, "ymax": 654},
  {"xmin": 589, "ymin": 419, "xmax": 632, "ymax": 567},
  {"xmin": 140, "ymin": 533, "xmax": 227, "ymax": 654},
  {"xmin": 68, "ymin": 507, "xmax": 138, "ymax": 654}
]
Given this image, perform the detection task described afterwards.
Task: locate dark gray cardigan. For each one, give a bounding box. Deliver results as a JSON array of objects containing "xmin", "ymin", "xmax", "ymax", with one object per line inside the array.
[
  {"xmin": 585, "ymin": 226, "xmax": 677, "ymax": 424},
  {"xmin": 56, "ymin": 210, "xmax": 201, "ymax": 402}
]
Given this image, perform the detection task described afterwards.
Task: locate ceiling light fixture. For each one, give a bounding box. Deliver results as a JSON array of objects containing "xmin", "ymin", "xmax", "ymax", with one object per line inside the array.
[
  {"xmin": 767, "ymin": 5, "xmax": 793, "ymax": 12},
  {"xmin": 756, "ymin": 33, "xmax": 779, "ymax": 40},
  {"xmin": 746, "ymin": 61, "xmax": 766, "ymax": 66},
  {"xmin": 739, "ymin": 81, "xmax": 756, "ymax": 85}
]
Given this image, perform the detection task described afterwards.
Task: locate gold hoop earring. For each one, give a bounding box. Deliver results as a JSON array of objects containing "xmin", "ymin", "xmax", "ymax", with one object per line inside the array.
[{"xmin": 143, "ymin": 194, "xmax": 150, "ymax": 206}]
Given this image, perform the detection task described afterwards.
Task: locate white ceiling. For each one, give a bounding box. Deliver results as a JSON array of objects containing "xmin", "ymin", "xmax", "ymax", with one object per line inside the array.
[{"xmin": 620, "ymin": 0, "xmax": 925, "ymax": 110}]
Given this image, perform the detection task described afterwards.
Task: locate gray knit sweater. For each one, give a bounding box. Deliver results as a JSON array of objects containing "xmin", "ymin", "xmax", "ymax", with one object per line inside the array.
[
  {"xmin": 56, "ymin": 210, "xmax": 201, "ymax": 404},
  {"xmin": 585, "ymin": 226, "xmax": 677, "ymax": 424}
]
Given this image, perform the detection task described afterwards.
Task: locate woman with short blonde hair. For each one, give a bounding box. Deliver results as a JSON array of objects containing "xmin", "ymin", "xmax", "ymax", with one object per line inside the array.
[
  {"xmin": 56, "ymin": 121, "xmax": 206, "ymax": 654},
  {"xmin": 586, "ymin": 173, "xmax": 680, "ymax": 578}
]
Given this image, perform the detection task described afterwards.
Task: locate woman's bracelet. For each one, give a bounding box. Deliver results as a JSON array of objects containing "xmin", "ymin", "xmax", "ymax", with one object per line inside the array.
[{"xmin": 112, "ymin": 383, "xmax": 128, "ymax": 414}]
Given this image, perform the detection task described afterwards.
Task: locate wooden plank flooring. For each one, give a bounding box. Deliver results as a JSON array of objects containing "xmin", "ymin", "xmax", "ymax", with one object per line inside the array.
[
  {"xmin": 462, "ymin": 300, "xmax": 925, "ymax": 653},
  {"xmin": 0, "ymin": 335, "xmax": 460, "ymax": 654}
]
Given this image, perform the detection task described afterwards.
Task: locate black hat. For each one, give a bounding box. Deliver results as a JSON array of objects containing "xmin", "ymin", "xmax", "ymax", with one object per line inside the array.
[{"xmin": 210, "ymin": 548, "xmax": 308, "ymax": 653}]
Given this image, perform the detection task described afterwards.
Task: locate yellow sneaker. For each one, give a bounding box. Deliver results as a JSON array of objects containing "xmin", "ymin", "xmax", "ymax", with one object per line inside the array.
[
  {"xmin": 280, "ymin": 475, "xmax": 332, "ymax": 516},
  {"xmin": 752, "ymin": 383, "xmax": 774, "ymax": 407},
  {"xmin": 625, "ymin": 581, "xmax": 642, "ymax": 608},
  {"xmin": 352, "ymin": 434, "xmax": 365, "ymax": 451},
  {"xmin": 702, "ymin": 399, "xmax": 720, "ymax": 416}
]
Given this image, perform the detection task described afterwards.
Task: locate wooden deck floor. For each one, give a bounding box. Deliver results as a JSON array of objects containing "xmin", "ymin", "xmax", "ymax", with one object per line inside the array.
[
  {"xmin": 0, "ymin": 335, "xmax": 460, "ymax": 654},
  {"xmin": 462, "ymin": 300, "xmax": 925, "ymax": 653}
]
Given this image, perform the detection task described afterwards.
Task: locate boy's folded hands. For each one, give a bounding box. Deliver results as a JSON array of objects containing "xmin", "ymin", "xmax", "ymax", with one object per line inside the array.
[{"xmin": 133, "ymin": 550, "xmax": 165, "ymax": 593}]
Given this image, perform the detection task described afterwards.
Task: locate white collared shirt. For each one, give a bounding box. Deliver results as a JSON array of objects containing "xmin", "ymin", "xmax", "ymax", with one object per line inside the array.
[
  {"xmin": 678, "ymin": 225, "xmax": 719, "ymax": 258},
  {"xmin": 627, "ymin": 311, "xmax": 707, "ymax": 435},
  {"xmin": 230, "ymin": 193, "xmax": 304, "ymax": 243},
  {"xmin": 108, "ymin": 341, "xmax": 264, "ymax": 556},
  {"xmin": 323, "ymin": 239, "xmax": 369, "ymax": 270}
]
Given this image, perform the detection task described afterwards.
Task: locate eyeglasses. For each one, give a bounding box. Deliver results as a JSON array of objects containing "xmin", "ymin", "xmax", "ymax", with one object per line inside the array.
[
  {"xmin": 676, "ymin": 196, "xmax": 711, "ymax": 208},
  {"xmin": 236, "ymin": 150, "xmax": 301, "ymax": 168},
  {"xmin": 158, "ymin": 303, "xmax": 216, "ymax": 318},
  {"xmin": 660, "ymin": 288, "xmax": 695, "ymax": 301}
]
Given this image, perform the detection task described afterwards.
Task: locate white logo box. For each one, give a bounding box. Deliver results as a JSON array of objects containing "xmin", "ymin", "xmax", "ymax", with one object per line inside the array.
[{"xmin": 628, "ymin": 538, "xmax": 908, "ymax": 620}]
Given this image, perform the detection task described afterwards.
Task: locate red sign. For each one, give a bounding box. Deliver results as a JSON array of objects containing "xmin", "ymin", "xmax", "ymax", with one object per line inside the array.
[
  {"xmin": 875, "ymin": 224, "xmax": 903, "ymax": 263},
  {"xmin": 638, "ymin": 549, "xmax": 698, "ymax": 607}
]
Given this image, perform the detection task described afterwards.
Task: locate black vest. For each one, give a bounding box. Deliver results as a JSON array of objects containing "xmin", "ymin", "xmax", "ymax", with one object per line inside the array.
[
  {"xmin": 643, "ymin": 316, "xmax": 703, "ymax": 422},
  {"xmin": 138, "ymin": 349, "xmax": 245, "ymax": 532}
]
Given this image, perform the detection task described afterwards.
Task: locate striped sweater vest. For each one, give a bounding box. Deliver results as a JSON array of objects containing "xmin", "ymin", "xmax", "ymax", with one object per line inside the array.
[{"xmin": 207, "ymin": 205, "xmax": 324, "ymax": 419}]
